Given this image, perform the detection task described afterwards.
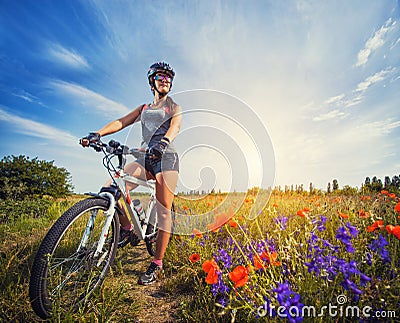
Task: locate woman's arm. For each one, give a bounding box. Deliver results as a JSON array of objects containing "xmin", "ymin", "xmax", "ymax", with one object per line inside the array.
[
  {"xmin": 96, "ymin": 104, "xmax": 143, "ymax": 137},
  {"xmin": 164, "ymin": 105, "xmax": 182, "ymax": 142}
]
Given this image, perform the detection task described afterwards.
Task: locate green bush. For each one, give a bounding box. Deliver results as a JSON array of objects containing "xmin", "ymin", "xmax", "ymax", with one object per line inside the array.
[{"xmin": 0, "ymin": 155, "xmax": 73, "ymax": 200}]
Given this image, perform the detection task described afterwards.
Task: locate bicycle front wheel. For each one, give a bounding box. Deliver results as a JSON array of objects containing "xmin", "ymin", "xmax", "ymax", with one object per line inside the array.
[{"xmin": 29, "ymin": 197, "xmax": 119, "ymax": 319}]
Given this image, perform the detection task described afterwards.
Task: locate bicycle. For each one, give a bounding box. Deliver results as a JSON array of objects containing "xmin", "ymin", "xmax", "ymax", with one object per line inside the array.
[{"xmin": 29, "ymin": 138, "xmax": 172, "ymax": 319}]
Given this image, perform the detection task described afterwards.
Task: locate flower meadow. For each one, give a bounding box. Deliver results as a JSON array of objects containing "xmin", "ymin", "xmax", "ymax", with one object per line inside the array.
[{"xmin": 167, "ymin": 190, "xmax": 400, "ymax": 322}]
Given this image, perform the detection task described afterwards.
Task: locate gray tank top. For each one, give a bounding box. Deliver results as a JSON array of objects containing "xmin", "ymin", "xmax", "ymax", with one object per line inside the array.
[{"xmin": 139, "ymin": 98, "xmax": 177, "ymax": 153}]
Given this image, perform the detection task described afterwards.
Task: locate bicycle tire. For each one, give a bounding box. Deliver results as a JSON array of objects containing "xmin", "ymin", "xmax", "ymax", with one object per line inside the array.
[
  {"xmin": 29, "ymin": 197, "xmax": 119, "ymax": 319},
  {"xmin": 145, "ymin": 203, "xmax": 175, "ymax": 257}
]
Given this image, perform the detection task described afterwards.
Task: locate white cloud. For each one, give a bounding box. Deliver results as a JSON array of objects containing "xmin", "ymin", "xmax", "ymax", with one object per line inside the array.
[
  {"xmin": 313, "ymin": 109, "xmax": 348, "ymax": 122},
  {"xmin": 355, "ymin": 68, "xmax": 393, "ymax": 92},
  {"xmin": 319, "ymin": 68, "xmax": 394, "ymax": 111},
  {"xmin": 343, "ymin": 94, "xmax": 364, "ymax": 108},
  {"xmin": 11, "ymin": 90, "xmax": 35, "ymax": 103},
  {"xmin": 0, "ymin": 106, "xmax": 78, "ymax": 146},
  {"xmin": 323, "ymin": 94, "xmax": 345, "ymax": 105},
  {"xmin": 390, "ymin": 37, "xmax": 400, "ymax": 49},
  {"xmin": 357, "ymin": 119, "xmax": 400, "ymax": 136},
  {"xmin": 11, "ymin": 89, "xmax": 55, "ymax": 111},
  {"xmin": 355, "ymin": 18, "xmax": 396, "ymax": 67},
  {"xmin": 49, "ymin": 80, "xmax": 130, "ymax": 117},
  {"xmin": 47, "ymin": 43, "xmax": 90, "ymax": 69}
]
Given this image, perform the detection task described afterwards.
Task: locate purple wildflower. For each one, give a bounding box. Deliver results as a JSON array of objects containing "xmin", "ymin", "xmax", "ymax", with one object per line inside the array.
[
  {"xmin": 346, "ymin": 222, "xmax": 359, "ymax": 237},
  {"xmin": 359, "ymin": 273, "xmax": 372, "ymax": 287},
  {"xmin": 341, "ymin": 278, "xmax": 363, "ymax": 295},
  {"xmin": 216, "ymin": 295, "xmax": 229, "ymax": 308},
  {"xmin": 336, "ymin": 223, "xmax": 357, "ymax": 253},
  {"xmin": 275, "ymin": 215, "xmax": 289, "ymax": 230},
  {"xmin": 368, "ymin": 234, "xmax": 390, "ymax": 264},
  {"xmin": 211, "ymin": 272, "xmax": 230, "ymax": 296},
  {"xmin": 312, "ymin": 215, "xmax": 327, "ymax": 232},
  {"xmin": 366, "ymin": 252, "xmax": 372, "ymax": 266},
  {"xmin": 214, "ymin": 248, "xmax": 232, "ymax": 269},
  {"xmin": 305, "ymin": 227, "xmax": 370, "ymax": 297}
]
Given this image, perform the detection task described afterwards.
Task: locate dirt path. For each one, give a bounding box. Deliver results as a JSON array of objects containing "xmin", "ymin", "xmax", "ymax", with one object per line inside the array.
[{"xmin": 117, "ymin": 243, "xmax": 181, "ymax": 323}]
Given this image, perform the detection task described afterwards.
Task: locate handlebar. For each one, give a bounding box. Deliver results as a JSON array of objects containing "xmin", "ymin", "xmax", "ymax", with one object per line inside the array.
[{"xmin": 81, "ymin": 137, "xmax": 145, "ymax": 159}]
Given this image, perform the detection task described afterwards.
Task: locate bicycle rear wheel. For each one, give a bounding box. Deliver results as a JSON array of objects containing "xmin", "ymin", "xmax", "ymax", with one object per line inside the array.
[{"xmin": 29, "ymin": 197, "xmax": 119, "ymax": 319}]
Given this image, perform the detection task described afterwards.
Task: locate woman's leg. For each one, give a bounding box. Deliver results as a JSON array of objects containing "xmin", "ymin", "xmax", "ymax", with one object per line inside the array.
[
  {"xmin": 137, "ymin": 167, "xmax": 178, "ymax": 285},
  {"xmin": 154, "ymin": 170, "xmax": 179, "ymax": 260}
]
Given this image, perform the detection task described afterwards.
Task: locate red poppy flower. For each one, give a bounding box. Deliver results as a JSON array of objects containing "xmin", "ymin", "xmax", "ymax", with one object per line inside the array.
[
  {"xmin": 381, "ymin": 190, "xmax": 388, "ymax": 195},
  {"xmin": 358, "ymin": 210, "xmax": 370, "ymax": 218},
  {"xmin": 202, "ymin": 259, "xmax": 220, "ymax": 284},
  {"xmin": 386, "ymin": 225, "xmax": 400, "ymax": 239},
  {"xmin": 366, "ymin": 220, "xmax": 384, "ymax": 232},
  {"xmin": 338, "ymin": 211, "xmax": 349, "ymax": 219},
  {"xmin": 253, "ymin": 254, "xmax": 264, "ymax": 270},
  {"xmin": 394, "ymin": 202, "xmax": 400, "ymax": 214},
  {"xmin": 392, "ymin": 226, "xmax": 400, "ymax": 240},
  {"xmin": 297, "ymin": 210, "xmax": 306, "ymax": 217},
  {"xmin": 228, "ymin": 265, "xmax": 250, "ymax": 288},
  {"xmin": 388, "ymin": 193, "xmax": 396, "ymax": 199},
  {"xmin": 189, "ymin": 253, "xmax": 201, "ymax": 263},
  {"xmin": 386, "ymin": 225, "xmax": 395, "ymax": 234},
  {"xmin": 192, "ymin": 228, "xmax": 203, "ymax": 238},
  {"xmin": 254, "ymin": 251, "xmax": 281, "ymax": 269},
  {"xmin": 229, "ymin": 220, "xmax": 238, "ymax": 228}
]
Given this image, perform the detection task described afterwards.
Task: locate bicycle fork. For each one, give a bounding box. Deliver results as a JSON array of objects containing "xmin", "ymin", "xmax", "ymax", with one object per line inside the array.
[{"xmin": 78, "ymin": 192, "xmax": 116, "ymax": 265}]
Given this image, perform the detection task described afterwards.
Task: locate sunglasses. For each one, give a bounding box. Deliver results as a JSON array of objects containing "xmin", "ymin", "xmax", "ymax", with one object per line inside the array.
[{"xmin": 154, "ymin": 74, "xmax": 172, "ymax": 83}]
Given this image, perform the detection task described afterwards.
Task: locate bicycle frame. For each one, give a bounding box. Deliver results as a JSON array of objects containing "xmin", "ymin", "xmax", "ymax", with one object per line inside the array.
[
  {"xmin": 80, "ymin": 140, "xmax": 159, "ymax": 258},
  {"xmin": 112, "ymin": 172, "xmax": 157, "ymax": 240}
]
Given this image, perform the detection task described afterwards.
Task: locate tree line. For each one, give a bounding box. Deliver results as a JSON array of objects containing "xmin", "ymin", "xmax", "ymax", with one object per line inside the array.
[
  {"xmin": 279, "ymin": 175, "xmax": 400, "ymax": 196},
  {"xmin": 361, "ymin": 175, "xmax": 400, "ymax": 193},
  {"xmin": 1, "ymin": 155, "xmax": 399, "ymax": 200}
]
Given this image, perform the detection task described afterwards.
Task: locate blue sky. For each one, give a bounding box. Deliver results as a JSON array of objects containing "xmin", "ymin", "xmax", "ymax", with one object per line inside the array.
[{"xmin": 0, "ymin": 0, "xmax": 399, "ymax": 193}]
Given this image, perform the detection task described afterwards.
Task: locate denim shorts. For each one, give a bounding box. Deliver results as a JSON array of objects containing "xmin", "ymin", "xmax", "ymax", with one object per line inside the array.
[{"xmin": 137, "ymin": 153, "xmax": 179, "ymax": 176}]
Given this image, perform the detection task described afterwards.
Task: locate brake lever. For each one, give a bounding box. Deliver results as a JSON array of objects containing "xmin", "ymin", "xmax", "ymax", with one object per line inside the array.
[
  {"xmin": 116, "ymin": 145, "xmax": 128, "ymax": 169},
  {"xmin": 89, "ymin": 142, "xmax": 102, "ymax": 152}
]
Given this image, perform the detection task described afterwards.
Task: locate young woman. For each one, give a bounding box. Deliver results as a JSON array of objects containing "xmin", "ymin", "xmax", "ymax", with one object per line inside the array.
[{"xmin": 81, "ymin": 62, "xmax": 181, "ymax": 285}]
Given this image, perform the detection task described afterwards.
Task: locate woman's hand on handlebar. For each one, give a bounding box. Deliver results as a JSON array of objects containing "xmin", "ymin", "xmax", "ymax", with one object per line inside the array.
[{"xmin": 79, "ymin": 132, "xmax": 101, "ymax": 147}]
